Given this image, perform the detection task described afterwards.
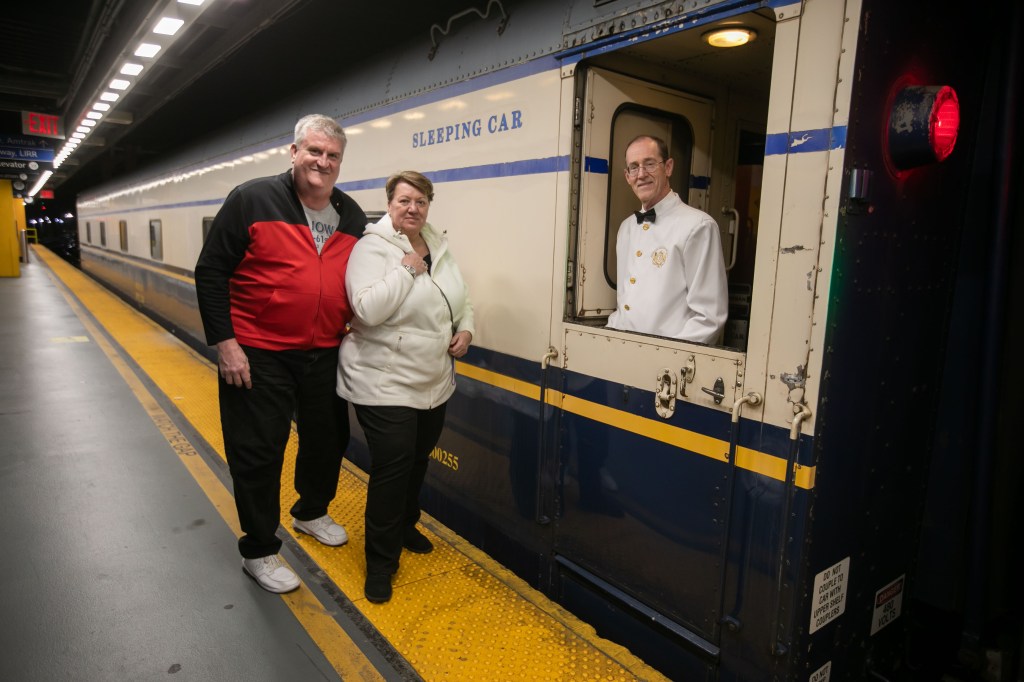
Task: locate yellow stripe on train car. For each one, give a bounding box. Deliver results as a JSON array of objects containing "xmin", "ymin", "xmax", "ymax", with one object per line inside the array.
[{"xmin": 457, "ymin": 361, "xmax": 816, "ymax": 490}]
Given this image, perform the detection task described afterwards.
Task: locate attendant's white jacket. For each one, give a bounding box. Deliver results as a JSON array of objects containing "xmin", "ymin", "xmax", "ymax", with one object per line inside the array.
[{"xmin": 337, "ymin": 216, "xmax": 474, "ymax": 409}]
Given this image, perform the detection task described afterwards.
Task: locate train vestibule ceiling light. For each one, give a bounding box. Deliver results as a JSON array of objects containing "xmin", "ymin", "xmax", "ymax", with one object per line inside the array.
[{"xmin": 702, "ymin": 27, "xmax": 757, "ymax": 48}]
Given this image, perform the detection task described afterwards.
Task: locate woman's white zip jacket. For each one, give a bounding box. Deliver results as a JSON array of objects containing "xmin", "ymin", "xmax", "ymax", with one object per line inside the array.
[{"xmin": 337, "ymin": 215, "xmax": 475, "ymax": 409}]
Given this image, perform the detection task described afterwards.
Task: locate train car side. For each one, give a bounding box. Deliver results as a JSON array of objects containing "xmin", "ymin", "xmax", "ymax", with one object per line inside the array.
[{"xmin": 76, "ymin": 0, "xmax": 1018, "ymax": 679}]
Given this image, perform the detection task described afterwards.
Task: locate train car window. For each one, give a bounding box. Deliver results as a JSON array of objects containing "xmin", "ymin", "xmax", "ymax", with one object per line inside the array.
[
  {"xmin": 119, "ymin": 220, "xmax": 128, "ymax": 252},
  {"xmin": 603, "ymin": 108, "xmax": 694, "ymax": 289},
  {"xmin": 201, "ymin": 217, "xmax": 214, "ymax": 242},
  {"xmin": 99, "ymin": 221, "xmax": 106, "ymax": 247},
  {"xmin": 85, "ymin": 222, "xmax": 91, "ymax": 244},
  {"xmin": 365, "ymin": 210, "xmax": 386, "ymax": 223},
  {"xmin": 149, "ymin": 219, "xmax": 163, "ymax": 261}
]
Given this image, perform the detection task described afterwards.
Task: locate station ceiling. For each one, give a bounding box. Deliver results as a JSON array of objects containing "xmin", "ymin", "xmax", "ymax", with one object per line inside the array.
[{"xmin": 0, "ymin": 0, "xmax": 475, "ymax": 203}]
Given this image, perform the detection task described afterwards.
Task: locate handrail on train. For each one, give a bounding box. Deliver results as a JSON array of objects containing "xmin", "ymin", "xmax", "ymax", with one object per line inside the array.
[{"xmin": 428, "ymin": 1, "xmax": 509, "ymax": 60}]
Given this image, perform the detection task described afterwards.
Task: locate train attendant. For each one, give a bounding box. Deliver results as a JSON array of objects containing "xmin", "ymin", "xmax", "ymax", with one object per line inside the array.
[
  {"xmin": 338, "ymin": 171, "xmax": 474, "ymax": 604},
  {"xmin": 606, "ymin": 134, "xmax": 728, "ymax": 344},
  {"xmin": 195, "ymin": 114, "xmax": 367, "ymax": 593}
]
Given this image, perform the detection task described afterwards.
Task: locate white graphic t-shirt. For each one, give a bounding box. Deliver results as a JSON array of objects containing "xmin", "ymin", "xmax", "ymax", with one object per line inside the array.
[{"xmin": 303, "ymin": 203, "xmax": 340, "ymax": 254}]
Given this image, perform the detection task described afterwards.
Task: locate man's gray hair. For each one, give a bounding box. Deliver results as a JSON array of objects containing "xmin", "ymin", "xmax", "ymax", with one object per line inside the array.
[{"xmin": 294, "ymin": 114, "xmax": 347, "ymax": 148}]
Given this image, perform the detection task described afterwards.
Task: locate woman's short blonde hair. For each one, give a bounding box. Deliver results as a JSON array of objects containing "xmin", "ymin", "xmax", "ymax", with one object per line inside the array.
[{"xmin": 386, "ymin": 171, "xmax": 434, "ymax": 202}]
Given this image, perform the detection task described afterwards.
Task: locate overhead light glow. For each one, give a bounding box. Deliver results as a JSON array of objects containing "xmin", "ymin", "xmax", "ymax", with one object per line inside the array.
[
  {"xmin": 100, "ymin": 92, "xmax": 120, "ymax": 102},
  {"xmin": 121, "ymin": 62, "xmax": 144, "ymax": 76},
  {"xmin": 153, "ymin": 18, "xmax": 185, "ymax": 35},
  {"xmin": 86, "ymin": 112, "xmax": 103, "ymax": 120},
  {"xmin": 135, "ymin": 42, "xmax": 162, "ymax": 58},
  {"xmin": 29, "ymin": 171, "xmax": 53, "ymax": 198},
  {"xmin": 76, "ymin": 126, "xmax": 90, "ymax": 133},
  {"xmin": 178, "ymin": 0, "xmax": 205, "ymax": 5},
  {"xmin": 81, "ymin": 119, "xmax": 96, "ymax": 127},
  {"xmin": 702, "ymin": 27, "xmax": 757, "ymax": 48},
  {"xmin": 72, "ymin": 132, "xmax": 86, "ymax": 140},
  {"xmin": 93, "ymin": 102, "xmax": 111, "ymax": 111},
  {"xmin": 110, "ymin": 79, "xmax": 131, "ymax": 90}
]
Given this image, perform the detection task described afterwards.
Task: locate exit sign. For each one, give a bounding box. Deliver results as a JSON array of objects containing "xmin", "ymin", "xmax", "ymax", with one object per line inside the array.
[{"xmin": 21, "ymin": 111, "xmax": 64, "ymax": 140}]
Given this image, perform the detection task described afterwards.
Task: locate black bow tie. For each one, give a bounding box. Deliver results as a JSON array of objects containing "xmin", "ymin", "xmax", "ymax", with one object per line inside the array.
[{"xmin": 635, "ymin": 208, "xmax": 656, "ymax": 223}]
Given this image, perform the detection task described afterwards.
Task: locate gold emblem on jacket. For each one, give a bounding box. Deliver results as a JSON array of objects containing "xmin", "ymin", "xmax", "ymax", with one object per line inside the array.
[{"xmin": 651, "ymin": 247, "xmax": 668, "ymax": 268}]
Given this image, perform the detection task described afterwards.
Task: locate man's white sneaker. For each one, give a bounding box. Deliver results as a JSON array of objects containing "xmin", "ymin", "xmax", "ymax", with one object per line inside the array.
[
  {"xmin": 242, "ymin": 555, "xmax": 300, "ymax": 593},
  {"xmin": 293, "ymin": 514, "xmax": 348, "ymax": 547}
]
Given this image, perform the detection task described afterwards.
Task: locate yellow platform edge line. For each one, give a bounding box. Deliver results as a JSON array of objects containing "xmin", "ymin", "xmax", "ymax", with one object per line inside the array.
[
  {"xmin": 35, "ymin": 247, "xmax": 384, "ymax": 682},
  {"xmin": 40, "ymin": 246, "xmax": 666, "ymax": 681}
]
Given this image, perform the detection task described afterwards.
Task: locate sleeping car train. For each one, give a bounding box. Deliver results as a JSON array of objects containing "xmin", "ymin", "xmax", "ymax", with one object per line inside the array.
[{"xmin": 75, "ymin": 0, "xmax": 1021, "ymax": 679}]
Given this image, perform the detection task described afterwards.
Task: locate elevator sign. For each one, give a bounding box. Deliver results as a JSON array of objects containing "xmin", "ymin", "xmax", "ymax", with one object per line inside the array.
[{"xmin": 21, "ymin": 111, "xmax": 65, "ymax": 140}]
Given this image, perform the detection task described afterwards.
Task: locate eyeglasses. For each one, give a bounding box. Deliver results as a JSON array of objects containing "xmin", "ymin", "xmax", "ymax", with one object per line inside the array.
[{"xmin": 625, "ymin": 160, "xmax": 664, "ymax": 178}]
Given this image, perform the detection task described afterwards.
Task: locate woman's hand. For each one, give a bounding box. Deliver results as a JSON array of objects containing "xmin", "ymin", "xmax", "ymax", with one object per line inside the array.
[
  {"xmin": 448, "ymin": 330, "xmax": 472, "ymax": 358},
  {"xmin": 401, "ymin": 252, "xmax": 428, "ymax": 275}
]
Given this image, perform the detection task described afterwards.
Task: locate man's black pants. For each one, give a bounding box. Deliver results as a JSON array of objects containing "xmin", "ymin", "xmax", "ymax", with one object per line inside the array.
[{"xmin": 219, "ymin": 345, "xmax": 348, "ymax": 559}]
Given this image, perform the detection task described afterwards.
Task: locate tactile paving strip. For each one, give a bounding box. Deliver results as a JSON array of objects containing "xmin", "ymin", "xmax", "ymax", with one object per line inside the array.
[{"xmin": 39, "ymin": 246, "xmax": 667, "ymax": 681}]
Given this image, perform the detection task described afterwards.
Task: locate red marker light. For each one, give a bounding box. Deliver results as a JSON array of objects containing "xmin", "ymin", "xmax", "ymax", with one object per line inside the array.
[
  {"xmin": 887, "ymin": 85, "xmax": 961, "ymax": 170},
  {"xmin": 929, "ymin": 86, "xmax": 959, "ymax": 163}
]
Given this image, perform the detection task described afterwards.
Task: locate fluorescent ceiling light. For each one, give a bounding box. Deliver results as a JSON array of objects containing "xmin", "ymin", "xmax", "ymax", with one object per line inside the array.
[
  {"xmin": 153, "ymin": 18, "xmax": 185, "ymax": 35},
  {"xmin": 93, "ymin": 102, "xmax": 111, "ymax": 111},
  {"xmin": 109, "ymin": 79, "xmax": 131, "ymax": 90},
  {"xmin": 121, "ymin": 62, "xmax": 144, "ymax": 76},
  {"xmin": 29, "ymin": 171, "xmax": 53, "ymax": 197},
  {"xmin": 178, "ymin": 0, "xmax": 205, "ymax": 5},
  {"xmin": 72, "ymin": 132, "xmax": 86, "ymax": 140},
  {"xmin": 76, "ymin": 126, "xmax": 90, "ymax": 133},
  {"xmin": 135, "ymin": 42, "xmax": 162, "ymax": 58},
  {"xmin": 86, "ymin": 111, "xmax": 103, "ymax": 120},
  {"xmin": 100, "ymin": 92, "xmax": 120, "ymax": 102}
]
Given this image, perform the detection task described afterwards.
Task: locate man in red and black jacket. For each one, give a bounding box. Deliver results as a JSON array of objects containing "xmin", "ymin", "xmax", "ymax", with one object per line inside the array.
[{"xmin": 195, "ymin": 114, "xmax": 366, "ymax": 594}]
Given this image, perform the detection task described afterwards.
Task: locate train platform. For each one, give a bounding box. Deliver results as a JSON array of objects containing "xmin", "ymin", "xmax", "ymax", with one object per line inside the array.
[{"xmin": 0, "ymin": 245, "xmax": 668, "ymax": 681}]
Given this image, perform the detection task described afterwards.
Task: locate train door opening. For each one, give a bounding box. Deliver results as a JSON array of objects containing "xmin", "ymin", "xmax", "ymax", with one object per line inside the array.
[
  {"xmin": 569, "ymin": 68, "xmax": 713, "ymax": 322},
  {"xmin": 549, "ymin": 66, "xmax": 747, "ymax": 653}
]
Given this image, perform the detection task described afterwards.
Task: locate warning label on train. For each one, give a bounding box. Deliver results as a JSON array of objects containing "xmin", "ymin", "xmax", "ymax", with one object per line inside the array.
[
  {"xmin": 809, "ymin": 557, "xmax": 849, "ymax": 634},
  {"xmin": 870, "ymin": 574, "xmax": 904, "ymax": 635}
]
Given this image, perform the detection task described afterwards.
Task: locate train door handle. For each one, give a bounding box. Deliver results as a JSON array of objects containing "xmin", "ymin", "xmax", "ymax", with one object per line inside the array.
[
  {"xmin": 722, "ymin": 207, "xmax": 740, "ymax": 271},
  {"xmin": 701, "ymin": 377, "xmax": 726, "ymax": 404}
]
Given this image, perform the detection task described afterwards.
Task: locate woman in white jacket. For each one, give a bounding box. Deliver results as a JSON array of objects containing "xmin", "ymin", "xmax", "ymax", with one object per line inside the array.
[{"xmin": 337, "ymin": 171, "xmax": 474, "ymax": 603}]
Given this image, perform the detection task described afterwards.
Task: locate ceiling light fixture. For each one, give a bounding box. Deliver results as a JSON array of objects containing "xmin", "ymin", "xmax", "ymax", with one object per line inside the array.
[
  {"xmin": 135, "ymin": 42, "xmax": 162, "ymax": 58},
  {"xmin": 702, "ymin": 27, "xmax": 757, "ymax": 48},
  {"xmin": 47, "ymin": 0, "xmax": 216, "ymax": 182},
  {"xmin": 153, "ymin": 18, "xmax": 185, "ymax": 35}
]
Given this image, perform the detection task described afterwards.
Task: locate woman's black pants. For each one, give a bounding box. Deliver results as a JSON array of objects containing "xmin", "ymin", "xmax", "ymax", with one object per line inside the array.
[{"xmin": 353, "ymin": 403, "xmax": 446, "ymax": 577}]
